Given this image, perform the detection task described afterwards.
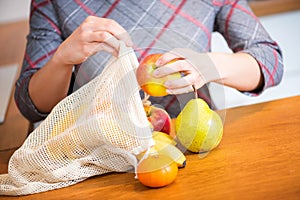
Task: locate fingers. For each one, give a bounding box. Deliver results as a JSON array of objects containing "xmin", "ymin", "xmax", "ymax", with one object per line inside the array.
[
  {"xmin": 165, "ymin": 75, "xmax": 206, "ymax": 95},
  {"xmin": 57, "ymin": 16, "xmax": 133, "ymax": 65},
  {"xmin": 153, "ymin": 60, "xmax": 190, "ymax": 78},
  {"xmin": 165, "ymin": 75, "xmax": 192, "ymax": 89},
  {"xmin": 154, "ymin": 48, "xmax": 196, "ymax": 78},
  {"xmin": 72, "ymin": 16, "xmax": 133, "ymax": 59},
  {"xmin": 85, "ymin": 16, "xmax": 133, "ymax": 47},
  {"xmin": 165, "ymin": 73, "xmax": 204, "ymax": 88},
  {"xmin": 156, "ymin": 51, "xmax": 182, "ymax": 66},
  {"xmin": 166, "ymin": 85, "xmax": 195, "ymax": 95},
  {"xmin": 89, "ymin": 31, "xmax": 120, "ymax": 53},
  {"xmin": 91, "ymin": 42, "xmax": 118, "ymax": 57},
  {"xmin": 152, "ymin": 49, "xmax": 213, "ymax": 95}
]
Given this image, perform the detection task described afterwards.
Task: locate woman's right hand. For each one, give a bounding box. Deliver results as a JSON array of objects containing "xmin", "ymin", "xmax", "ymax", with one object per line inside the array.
[{"xmin": 54, "ymin": 16, "xmax": 133, "ymax": 66}]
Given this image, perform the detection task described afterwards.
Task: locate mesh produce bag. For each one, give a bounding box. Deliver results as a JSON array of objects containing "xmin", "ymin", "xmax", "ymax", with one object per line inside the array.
[{"xmin": 0, "ymin": 42, "xmax": 154, "ymax": 196}]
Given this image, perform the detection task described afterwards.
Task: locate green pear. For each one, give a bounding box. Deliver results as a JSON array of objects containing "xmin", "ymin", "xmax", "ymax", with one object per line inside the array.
[{"xmin": 175, "ymin": 99, "xmax": 223, "ymax": 153}]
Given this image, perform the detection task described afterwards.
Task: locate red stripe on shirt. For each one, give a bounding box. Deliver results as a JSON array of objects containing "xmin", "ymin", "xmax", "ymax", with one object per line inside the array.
[
  {"xmin": 31, "ymin": 1, "xmax": 61, "ymax": 35},
  {"xmin": 21, "ymin": 49, "xmax": 57, "ymax": 101},
  {"xmin": 219, "ymin": 0, "xmax": 259, "ymax": 22},
  {"xmin": 24, "ymin": 52, "xmax": 35, "ymax": 70},
  {"xmin": 25, "ymin": 48, "xmax": 57, "ymax": 71},
  {"xmin": 138, "ymin": 0, "xmax": 187, "ymax": 61},
  {"xmin": 102, "ymin": 0, "xmax": 121, "ymax": 18},
  {"xmin": 33, "ymin": 48, "xmax": 57, "ymax": 67},
  {"xmin": 212, "ymin": 0, "xmax": 224, "ymax": 6},
  {"xmin": 160, "ymin": 0, "xmax": 211, "ymax": 50},
  {"xmin": 213, "ymin": 0, "xmax": 237, "ymax": 6},
  {"xmin": 235, "ymin": 4, "xmax": 259, "ymax": 22},
  {"xmin": 30, "ymin": 0, "xmax": 49, "ymax": 18},
  {"xmin": 271, "ymin": 49, "xmax": 278, "ymax": 78},
  {"xmin": 259, "ymin": 61, "xmax": 274, "ymax": 86},
  {"xmin": 133, "ymin": 45, "xmax": 144, "ymax": 56},
  {"xmin": 224, "ymin": 0, "xmax": 238, "ymax": 46},
  {"xmin": 74, "ymin": 0, "xmax": 97, "ymax": 16}
]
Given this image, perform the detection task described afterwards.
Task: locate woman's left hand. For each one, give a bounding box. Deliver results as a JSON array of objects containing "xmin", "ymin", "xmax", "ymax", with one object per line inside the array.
[{"xmin": 153, "ymin": 48, "xmax": 220, "ymax": 95}]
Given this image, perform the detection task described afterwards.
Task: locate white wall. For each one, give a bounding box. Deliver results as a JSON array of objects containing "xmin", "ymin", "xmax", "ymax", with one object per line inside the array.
[
  {"xmin": 1, "ymin": 0, "xmax": 299, "ymax": 109},
  {"xmin": 0, "ymin": 0, "xmax": 31, "ymax": 24}
]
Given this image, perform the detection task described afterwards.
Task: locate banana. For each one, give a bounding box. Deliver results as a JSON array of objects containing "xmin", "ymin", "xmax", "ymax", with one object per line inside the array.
[
  {"xmin": 137, "ymin": 132, "xmax": 186, "ymax": 168},
  {"xmin": 153, "ymin": 139, "xmax": 186, "ymax": 168},
  {"xmin": 152, "ymin": 131, "xmax": 177, "ymax": 146}
]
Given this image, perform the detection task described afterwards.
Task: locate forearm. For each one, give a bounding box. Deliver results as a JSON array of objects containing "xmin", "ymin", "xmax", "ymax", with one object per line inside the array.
[
  {"xmin": 208, "ymin": 52, "xmax": 264, "ymax": 92},
  {"xmin": 28, "ymin": 53, "xmax": 73, "ymax": 113}
]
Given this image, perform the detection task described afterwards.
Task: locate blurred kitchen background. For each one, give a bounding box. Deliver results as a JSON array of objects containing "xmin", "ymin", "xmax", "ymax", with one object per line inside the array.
[{"xmin": 0, "ymin": 0, "xmax": 299, "ymax": 116}]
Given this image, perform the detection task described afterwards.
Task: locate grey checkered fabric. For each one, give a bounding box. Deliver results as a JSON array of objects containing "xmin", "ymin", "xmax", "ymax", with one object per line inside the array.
[{"xmin": 15, "ymin": 0, "xmax": 283, "ymax": 122}]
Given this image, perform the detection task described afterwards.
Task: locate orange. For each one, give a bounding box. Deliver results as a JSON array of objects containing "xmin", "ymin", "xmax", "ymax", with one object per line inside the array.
[{"xmin": 137, "ymin": 154, "xmax": 178, "ymax": 188}]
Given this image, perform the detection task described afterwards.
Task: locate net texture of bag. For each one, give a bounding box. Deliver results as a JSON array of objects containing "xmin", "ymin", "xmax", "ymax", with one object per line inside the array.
[{"xmin": 0, "ymin": 42, "xmax": 154, "ymax": 196}]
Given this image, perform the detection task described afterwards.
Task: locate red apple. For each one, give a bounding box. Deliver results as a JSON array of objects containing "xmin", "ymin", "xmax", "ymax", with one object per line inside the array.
[
  {"xmin": 143, "ymin": 100, "xmax": 172, "ymax": 135},
  {"xmin": 136, "ymin": 54, "xmax": 181, "ymax": 97}
]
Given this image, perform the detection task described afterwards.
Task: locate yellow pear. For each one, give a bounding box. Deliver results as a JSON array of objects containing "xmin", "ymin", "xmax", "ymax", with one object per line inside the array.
[{"xmin": 175, "ymin": 99, "xmax": 223, "ymax": 153}]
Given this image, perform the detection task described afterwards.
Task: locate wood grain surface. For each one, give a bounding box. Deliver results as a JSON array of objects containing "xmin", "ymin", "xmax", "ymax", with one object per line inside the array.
[{"xmin": 1, "ymin": 95, "xmax": 299, "ymax": 199}]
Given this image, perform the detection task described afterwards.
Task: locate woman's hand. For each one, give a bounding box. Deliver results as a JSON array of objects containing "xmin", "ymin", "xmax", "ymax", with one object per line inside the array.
[
  {"xmin": 153, "ymin": 48, "xmax": 220, "ymax": 95},
  {"xmin": 153, "ymin": 48, "xmax": 263, "ymax": 95},
  {"xmin": 54, "ymin": 16, "xmax": 133, "ymax": 66},
  {"xmin": 28, "ymin": 16, "xmax": 133, "ymax": 113}
]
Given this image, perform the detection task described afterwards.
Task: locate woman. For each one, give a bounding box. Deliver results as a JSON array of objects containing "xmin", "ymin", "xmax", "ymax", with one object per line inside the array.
[{"xmin": 15, "ymin": 0, "xmax": 283, "ymax": 122}]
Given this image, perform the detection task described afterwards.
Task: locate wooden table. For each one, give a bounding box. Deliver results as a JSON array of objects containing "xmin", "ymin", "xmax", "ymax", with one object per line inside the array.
[{"xmin": 0, "ymin": 95, "xmax": 299, "ymax": 199}]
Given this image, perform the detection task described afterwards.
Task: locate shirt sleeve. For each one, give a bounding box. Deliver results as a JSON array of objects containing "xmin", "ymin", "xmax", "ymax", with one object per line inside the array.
[
  {"xmin": 14, "ymin": 0, "xmax": 63, "ymax": 123},
  {"xmin": 213, "ymin": 0, "xmax": 283, "ymax": 96}
]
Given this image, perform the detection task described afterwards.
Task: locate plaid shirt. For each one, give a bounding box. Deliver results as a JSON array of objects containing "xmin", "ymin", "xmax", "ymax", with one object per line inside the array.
[{"xmin": 15, "ymin": 0, "xmax": 283, "ymax": 122}]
